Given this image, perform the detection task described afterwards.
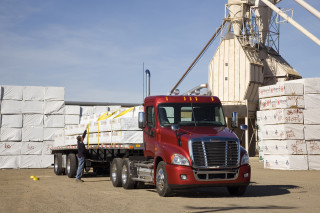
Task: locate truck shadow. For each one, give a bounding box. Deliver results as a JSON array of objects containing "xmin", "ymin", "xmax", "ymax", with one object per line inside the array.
[{"xmin": 184, "ymin": 205, "xmax": 296, "ymax": 213}]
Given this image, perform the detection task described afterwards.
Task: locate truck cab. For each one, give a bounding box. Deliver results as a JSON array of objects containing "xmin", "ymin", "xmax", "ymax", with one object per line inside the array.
[{"xmin": 135, "ymin": 95, "xmax": 251, "ymax": 196}]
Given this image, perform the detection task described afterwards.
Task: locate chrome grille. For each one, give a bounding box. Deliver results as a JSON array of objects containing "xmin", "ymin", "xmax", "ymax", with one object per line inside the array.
[{"xmin": 191, "ymin": 140, "xmax": 239, "ymax": 168}]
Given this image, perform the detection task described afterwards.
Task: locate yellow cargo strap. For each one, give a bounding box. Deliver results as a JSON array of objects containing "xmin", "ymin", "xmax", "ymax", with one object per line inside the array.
[{"xmin": 96, "ymin": 110, "xmax": 120, "ymax": 145}]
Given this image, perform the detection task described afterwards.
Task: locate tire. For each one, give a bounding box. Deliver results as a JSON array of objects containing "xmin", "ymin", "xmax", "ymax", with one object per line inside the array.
[
  {"xmin": 156, "ymin": 161, "xmax": 172, "ymax": 197},
  {"xmin": 54, "ymin": 153, "xmax": 64, "ymax": 175},
  {"xmin": 110, "ymin": 158, "xmax": 123, "ymax": 187},
  {"xmin": 121, "ymin": 159, "xmax": 135, "ymax": 189},
  {"xmin": 227, "ymin": 186, "xmax": 247, "ymax": 196},
  {"xmin": 66, "ymin": 153, "xmax": 77, "ymax": 178}
]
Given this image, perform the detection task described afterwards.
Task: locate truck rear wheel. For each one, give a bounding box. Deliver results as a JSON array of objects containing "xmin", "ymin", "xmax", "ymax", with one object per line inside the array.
[
  {"xmin": 156, "ymin": 161, "xmax": 172, "ymax": 197},
  {"xmin": 227, "ymin": 186, "xmax": 247, "ymax": 196},
  {"xmin": 121, "ymin": 159, "xmax": 135, "ymax": 189},
  {"xmin": 66, "ymin": 153, "xmax": 77, "ymax": 178},
  {"xmin": 111, "ymin": 158, "xmax": 123, "ymax": 187},
  {"xmin": 54, "ymin": 153, "xmax": 64, "ymax": 175}
]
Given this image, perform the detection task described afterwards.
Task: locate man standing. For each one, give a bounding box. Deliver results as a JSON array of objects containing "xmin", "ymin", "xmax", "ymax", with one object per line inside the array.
[{"xmin": 75, "ymin": 127, "xmax": 88, "ymax": 183}]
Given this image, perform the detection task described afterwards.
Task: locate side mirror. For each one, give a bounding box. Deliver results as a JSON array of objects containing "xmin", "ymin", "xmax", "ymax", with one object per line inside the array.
[
  {"xmin": 231, "ymin": 112, "xmax": 238, "ymax": 129},
  {"xmin": 171, "ymin": 125, "xmax": 181, "ymax": 146},
  {"xmin": 171, "ymin": 125, "xmax": 180, "ymax": 131},
  {"xmin": 138, "ymin": 112, "xmax": 145, "ymax": 129},
  {"xmin": 240, "ymin": 124, "xmax": 248, "ymax": 131}
]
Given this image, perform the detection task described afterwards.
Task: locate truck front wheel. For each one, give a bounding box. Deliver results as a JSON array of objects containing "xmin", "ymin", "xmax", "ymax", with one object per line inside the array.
[
  {"xmin": 227, "ymin": 186, "xmax": 247, "ymax": 196},
  {"xmin": 66, "ymin": 153, "xmax": 77, "ymax": 178},
  {"xmin": 54, "ymin": 153, "xmax": 64, "ymax": 175},
  {"xmin": 111, "ymin": 158, "xmax": 123, "ymax": 187},
  {"xmin": 121, "ymin": 159, "xmax": 135, "ymax": 189},
  {"xmin": 156, "ymin": 161, "xmax": 172, "ymax": 197}
]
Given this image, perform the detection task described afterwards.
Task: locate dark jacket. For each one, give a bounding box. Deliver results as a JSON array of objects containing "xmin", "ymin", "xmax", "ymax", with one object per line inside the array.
[{"xmin": 77, "ymin": 130, "xmax": 88, "ymax": 158}]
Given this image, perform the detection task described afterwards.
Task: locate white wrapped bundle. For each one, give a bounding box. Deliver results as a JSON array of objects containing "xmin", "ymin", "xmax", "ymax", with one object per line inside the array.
[
  {"xmin": 41, "ymin": 154, "xmax": 54, "ymax": 168},
  {"xmin": 21, "ymin": 142, "xmax": 43, "ymax": 155},
  {"xmin": 1, "ymin": 128, "xmax": 22, "ymax": 141},
  {"xmin": 22, "ymin": 127, "xmax": 44, "ymax": 142},
  {"xmin": 22, "ymin": 101, "xmax": 44, "ymax": 114},
  {"xmin": 93, "ymin": 106, "xmax": 109, "ymax": 114},
  {"xmin": 0, "ymin": 156, "xmax": 19, "ymax": 169},
  {"xmin": 304, "ymin": 94, "xmax": 320, "ymax": 109},
  {"xmin": 304, "ymin": 125, "xmax": 320, "ymax": 140},
  {"xmin": 44, "ymin": 101, "xmax": 65, "ymax": 114},
  {"xmin": 1, "ymin": 114, "xmax": 23, "ymax": 128},
  {"xmin": 308, "ymin": 155, "xmax": 320, "ymax": 170},
  {"xmin": 304, "ymin": 109, "xmax": 320, "ymax": 124},
  {"xmin": 44, "ymin": 128, "xmax": 62, "ymax": 141},
  {"xmin": 306, "ymin": 141, "xmax": 320, "ymax": 155},
  {"xmin": 256, "ymin": 109, "xmax": 303, "ymax": 125},
  {"xmin": 19, "ymin": 155, "xmax": 42, "ymax": 168},
  {"xmin": 261, "ymin": 140, "xmax": 307, "ymax": 155},
  {"xmin": 23, "ymin": 114, "xmax": 44, "ymax": 127},
  {"xmin": 1, "ymin": 85, "xmax": 23, "ymax": 100},
  {"xmin": 1, "ymin": 100, "xmax": 22, "ymax": 114},
  {"xmin": 65, "ymin": 105, "xmax": 81, "ymax": 115},
  {"xmin": 44, "ymin": 115, "xmax": 65, "ymax": 128},
  {"xmin": 264, "ymin": 154, "xmax": 308, "ymax": 170},
  {"xmin": 44, "ymin": 87, "xmax": 65, "ymax": 101},
  {"xmin": 87, "ymin": 131, "xmax": 143, "ymax": 144},
  {"xmin": 53, "ymin": 130, "xmax": 65, "ymax": 147},
  {"xmin": 107, "ymin": 105, "xmax": 122, "ymax": 112},
  {"xmin": 259, "ymin": 124, "xmax": 304, "ymax": 140},
  {"xmin": 65, "ymin": 115, "xmax": 80, "ymax": 125},
  {"xmin": 81, "ymin": 106, "xmax": 94, "ymax": 116},
  {"xmin": 42, "ymin": 141, "xmax": 54, "ymax": 155},
  {"xmin": 302, "ymin": 78, "xmax": 320, "ymax": 94},
  {"xmin": 0, "ymin": 142, "xmax": 22, "ymax": 155},
  {"xmin": 258, "ymin": 81, "xmax": 304, "ymax": 99},
  {"xmin": 23, "ymin": 86, "xmax": 45, "ymax": 101},
  {"xmin": 259, "ymin": 96, "xmax": 304, "ymax": 110}
]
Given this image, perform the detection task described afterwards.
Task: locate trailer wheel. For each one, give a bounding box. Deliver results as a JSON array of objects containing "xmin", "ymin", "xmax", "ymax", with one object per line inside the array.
[
  {"xmin": 54, "ymin": 153, "xmax": 64, "ymax": 175},
  {"xmin": 156, "ymin": 161, "xmax": 172, "ymax": 197},
  {"xmin": 121, "ymin": 159, "xmax": 135, "ymax": 189},
  {"xmin": 111, "ymin": 158, "xmax": 123, "ymax": 187},
  {"xmin": 66, "ymin": 153, "xmax": 77, "ymax": 178},
  {"xmin": 227, "ymin": 186, "xmax": 247, "ymax": 196}
]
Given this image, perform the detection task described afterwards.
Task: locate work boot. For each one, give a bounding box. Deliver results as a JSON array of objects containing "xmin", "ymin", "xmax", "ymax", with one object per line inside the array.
[{"xmin": 75, "ymin": 179, "xmax": 84, "ymax": 183}]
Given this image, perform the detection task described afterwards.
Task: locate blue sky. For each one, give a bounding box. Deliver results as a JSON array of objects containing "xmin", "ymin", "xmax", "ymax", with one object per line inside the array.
[{"xmin": 0, "ymin": 0, "xmax": 319, "ymax": 103}]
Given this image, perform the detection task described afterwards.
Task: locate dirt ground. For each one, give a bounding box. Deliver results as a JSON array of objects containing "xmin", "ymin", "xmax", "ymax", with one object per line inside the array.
[{"xmin": 0, "ymin": 158, "xmax": 320, "ymax": 213}]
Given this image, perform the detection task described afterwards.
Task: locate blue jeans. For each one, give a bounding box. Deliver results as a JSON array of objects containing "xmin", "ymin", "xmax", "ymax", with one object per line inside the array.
[{"xmin": 76, "ymin": 157, "xmax": 85, "ymax": 180}]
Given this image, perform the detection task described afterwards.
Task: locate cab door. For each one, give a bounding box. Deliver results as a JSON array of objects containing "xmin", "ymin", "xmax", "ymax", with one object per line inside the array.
[{"xmin": 144, "ymin": 105, "xmax": 157, "ymax": 157}]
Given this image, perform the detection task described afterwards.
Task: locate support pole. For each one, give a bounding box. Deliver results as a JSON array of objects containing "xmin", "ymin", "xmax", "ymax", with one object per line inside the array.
[
  {"xmin": 261, "ymin": 0, "xmax": 320, "ymax": 46},
  {"xmin": 295, "ymin": 0, "xmax": 320, "ymax": 19}
]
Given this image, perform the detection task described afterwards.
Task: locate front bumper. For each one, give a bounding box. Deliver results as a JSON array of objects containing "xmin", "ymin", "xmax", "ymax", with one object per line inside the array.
[{"xmin": 165, "ymin": 164, "xmax": 251, "ymax": 189}]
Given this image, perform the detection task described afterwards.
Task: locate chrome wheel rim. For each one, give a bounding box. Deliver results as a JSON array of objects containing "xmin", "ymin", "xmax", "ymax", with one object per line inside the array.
[
  {"xmin": 156, "ymin": 168, "xmax": 165, "ymax": 191},
  {"xmin": 111, "ymin": 163, "xmax": 117, "ymax": 182},
  {"xmin": 122, "ymin": 165, "xmax": 127, "ymax": 185},
  {"xmin": 67, "ymin": 158, "xmax": 70, "ymax": 173},
  {"xmin": 54, "ymin": 156, "xmax": 58, "ymax": 172}
]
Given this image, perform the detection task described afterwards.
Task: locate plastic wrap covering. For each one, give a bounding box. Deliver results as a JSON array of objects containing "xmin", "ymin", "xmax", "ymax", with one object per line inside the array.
[
  {"xmin": 259, "ymin": 124, "xmax": 304, "ymax": 140},
  {"xmin": 302, "ymin": 78, "xmax": 320, "ymax": 94},
  {"xmin": 22, "ymin": 127, "xmax": 44, "ymax": 142},
  {"xmin": 257, "ymin": 109, "xmax": 303, "ymax": 125},
  {"xmin": 65, "ymin": 105, "xmax": 81, "ymax": 115},
  {"xmin": 1, "ymin": 86, "xmax": 23, "ymax": 100},
  {"xmin": 306, "ymin": 141, "xmax": 320, "ymax": 155},
  {"xmin": 264, "ymin": 154, "xmax": 309, "ymax": 170},
  {"xmin": 0, "ymin": 156, "xmax": 19, "ymax": 169},
  {"xmin": 44, "ymin": 87, "xmax": 65, "ymax": 101},
  {"xmin": 1, "ymin": 100, "xmax": 23, "ymax": 114},
  {"xmin": 44, "ymin": 128, "xmax": 61, "ymax": 141},
  {"xmin": 304, "ymin": 125, "xmax": 320, "ymax": 140},
  {"xmin": 259, "ymin": 82, "xmax": 304, "ymax": 99},
  {"xmin": 304, "ymin": 94, "xmax": 320, "ymax": 109},
  {"xmin": 23, "ymin": 86, "xmax": 45, "ymax": 101},
  {"xmin": 0, "ymin": 142, "xmax": 22, "ymax": 155},
  {"xmin": 259, "ymin": 140, "xmax": 307, "ymax": 155},
  {"xmin": 42, "ymin": 141, "xmax": 54, "ymax": 155},
  {"xmin": 19, "ymin": 155, "xmax": 42, "ymax": 168},
  {"xmin": 259, "ymin": 96, "xmax": 304, "ymax": 110},
  {"xmin": 22, "ymin": 101, "xmax": 44, "ymax": 114},
  {"xmin": 1, "ymin": 114, "xmax": 23, "ymax": 128},
  {"xmin": 53, "ymin": 130, "xmax": 65, "ymax": 147},
  {"xmin": 93, "ymin": 106, "xmax": 110, "ymax": 114},
  {"xmin": 1, "ymin": 128, "xmax": 22, "ymax": 141},
  {"xmin": 44, "ymin": 115, "xmax": 65, "ymax": 128},
  {"xmin": 65, "ymin": 115, "xmax": 80, "ymax": 125},
  {"xmin": 81, "ymin": 106, "xmax": 94, "ymax": 116},
  {"xmin": 44, "ymin": 101, "xmax": 65, "ymax": 114},
  {"xmin": 41, "ymin": 154, "xmax": 54, "ymax": 168},
  {"xmin": 21, "ymin": 142, "xmax": 43, "ymax": 155},
  {"xmin": 308, "ymin": 155, "xmax": 320, "ymax": 170},
  {"xmin": 23, "ymin": 114, "xmax": 44, "ymax": 127},
  {"xmin": 303, "ymin": 109, "xmax": 320, "ymax": 124}
]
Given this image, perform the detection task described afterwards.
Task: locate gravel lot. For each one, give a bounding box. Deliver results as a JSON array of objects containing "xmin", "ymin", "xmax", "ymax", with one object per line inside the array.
[{"xmin": 0, "ymin": 157, "xmax": 320, "ymax": 213}]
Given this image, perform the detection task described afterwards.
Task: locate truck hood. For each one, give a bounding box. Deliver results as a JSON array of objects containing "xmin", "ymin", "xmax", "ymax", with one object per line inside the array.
[{"xmin": 178, "ymin": 126, "xmax": 237, "ymax": 140}]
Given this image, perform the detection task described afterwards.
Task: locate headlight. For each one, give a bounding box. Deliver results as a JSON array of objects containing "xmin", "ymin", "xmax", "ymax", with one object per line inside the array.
[
  {"xmin": 241, "ymin": 153, "xmax": 250, "ymax": 165},
  {"xmin": 171, "ymin": 154, "xmax": 190, "ymax": 166}
]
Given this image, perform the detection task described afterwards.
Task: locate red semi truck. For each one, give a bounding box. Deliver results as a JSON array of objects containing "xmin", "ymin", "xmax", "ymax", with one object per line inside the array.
[{"xmin": 52, "ymin": 95, "xmax": 251, "ymax": 197}]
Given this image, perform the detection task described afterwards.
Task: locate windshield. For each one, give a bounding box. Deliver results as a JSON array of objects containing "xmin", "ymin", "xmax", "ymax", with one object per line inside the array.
[{"xmin": 158, "ymin": 103, "xmax": 226, "ymax": 127}]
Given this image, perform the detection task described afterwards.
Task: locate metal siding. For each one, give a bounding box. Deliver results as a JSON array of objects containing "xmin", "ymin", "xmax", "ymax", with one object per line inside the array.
[
  {"xmin": 214, "ymin": 46, "xmax": 220, "ymax": 97},
  {"xmin": 224, "ymin": 39, "xmax": 229, "ymax": 102},
  {"xmin": 239, "ymin": 42, "xmax": 246, "ymax": 102},
  {"xmin": 229, "ymin": 38, "xmax": 235, "ymax": 102},
  {"xmin": 218, "ymin": 41, "xmax": 225, "ymax": 100},
  {"xmin": 234, "ymin": 38, "xmax": 241, "ymax": 102}
]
